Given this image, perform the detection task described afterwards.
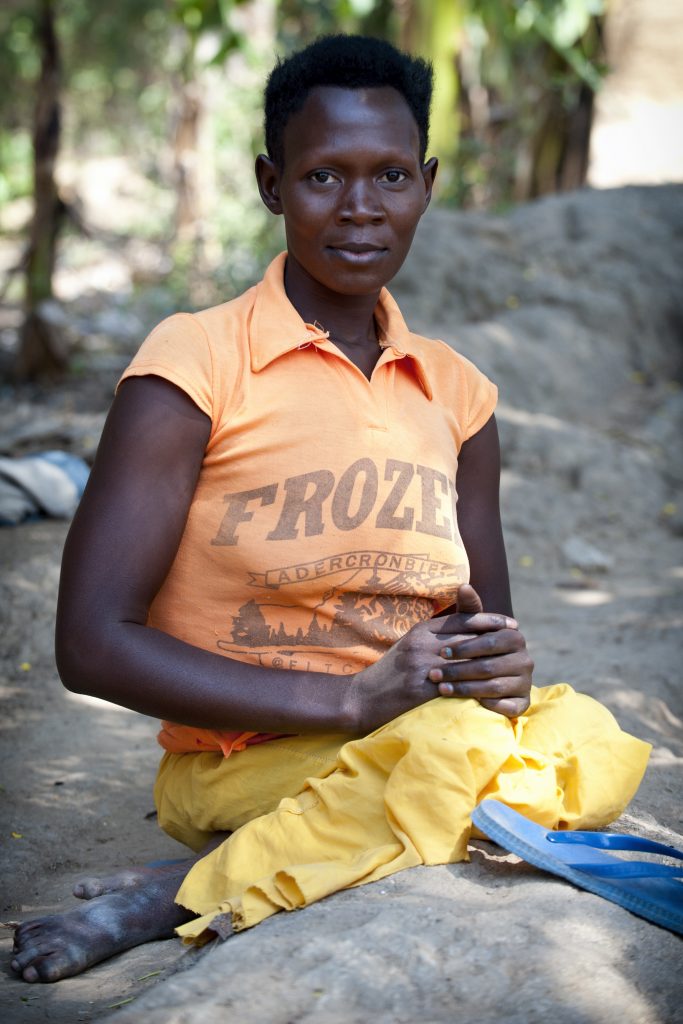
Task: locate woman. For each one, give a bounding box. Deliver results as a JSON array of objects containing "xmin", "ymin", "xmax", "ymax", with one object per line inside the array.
[{"xmin": 11, "ymin": 35, "xmax": 649, "ymax": 983}]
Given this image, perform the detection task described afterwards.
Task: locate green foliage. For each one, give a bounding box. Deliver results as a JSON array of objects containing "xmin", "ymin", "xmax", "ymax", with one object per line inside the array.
[
  {"xmin": 0, "ymin": 6, "xmax": 41, "ymax": 121},
  {"xmin": 0, "ymin": 5, "xmax": 40, "ymax": 203},
  {"xmin": 0, "ymin": 0, "xmax": 609, "ymax": 318},
  {"xmin": 474, "ymin": 0, "xmax": 606, "ymax": 89},
  {"xmin": 449, "ymin": 0, "xmax": 606, "ymax": 207},
  {"xmin": 0, "ymin": 130, "xmax": 32, "ymax": 207}
]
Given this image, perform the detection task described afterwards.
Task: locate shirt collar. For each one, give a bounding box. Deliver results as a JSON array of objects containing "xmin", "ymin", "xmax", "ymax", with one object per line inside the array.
[{"xmin": 248, "ymin": 252, "xmax": 433, "ymax": 400}]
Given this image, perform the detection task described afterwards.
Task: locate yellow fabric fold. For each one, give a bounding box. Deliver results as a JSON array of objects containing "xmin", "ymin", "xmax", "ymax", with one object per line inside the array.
[{"xmin": 163, "ymin": 685, "xmax": 650, "ymax": 944}]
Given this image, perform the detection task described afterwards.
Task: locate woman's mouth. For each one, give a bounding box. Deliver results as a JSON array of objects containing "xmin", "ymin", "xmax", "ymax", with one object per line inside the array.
[{"xmin": 327, "ymin": 245, "xmax": 387, "ymax": 264}]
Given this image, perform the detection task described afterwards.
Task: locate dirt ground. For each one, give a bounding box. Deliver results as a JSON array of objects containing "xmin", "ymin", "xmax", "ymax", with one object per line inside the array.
[
  {"xmin": 0, "ymin": 518, "xmax": 200, "ymax": 1021},
  {"xmin": 1, "ymin": 491, "xmax": 681, "ymax": 1024},
  {"xmin": 1, "ymin": 186, "xmax": 682, "ymax": 1023}
]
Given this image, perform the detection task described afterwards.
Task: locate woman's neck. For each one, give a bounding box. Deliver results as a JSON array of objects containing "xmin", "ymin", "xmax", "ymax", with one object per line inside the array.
[{"xmin": 283, "ymin": 254, "xmax": 381, "ymax": 373}]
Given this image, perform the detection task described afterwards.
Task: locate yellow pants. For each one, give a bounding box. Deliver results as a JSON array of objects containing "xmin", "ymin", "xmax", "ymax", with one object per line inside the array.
[{"xmin": 153, "ymin": 685, "xmax": 650, "ymax": 944}]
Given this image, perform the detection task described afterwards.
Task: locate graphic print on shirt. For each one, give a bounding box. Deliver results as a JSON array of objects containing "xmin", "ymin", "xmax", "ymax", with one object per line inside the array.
[
  {"xmin": 212, "ymin": 456, "xmax": 468, "ymax": 671},
  {"xmin": 216, "ymin": 553, "xmax": 468, "ymax": 669},
  {"xmin": 210, "ymin": 458, "xmax": 460, "ymax": 548}
]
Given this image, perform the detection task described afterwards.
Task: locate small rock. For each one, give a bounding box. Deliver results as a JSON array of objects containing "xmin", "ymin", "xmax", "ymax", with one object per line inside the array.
[
  {"xmin": 662, "ymin": 507, "xmax": 683, "ymax": 537},
  {"xmin": 561, "ymin": 536, "xmax": 613, "ymax": 573}
]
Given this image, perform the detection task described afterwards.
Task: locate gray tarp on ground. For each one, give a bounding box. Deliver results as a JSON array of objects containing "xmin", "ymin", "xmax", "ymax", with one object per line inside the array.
[{"xmin": 0, "ymin": 452, "xmax": 89, "ymax": 524}]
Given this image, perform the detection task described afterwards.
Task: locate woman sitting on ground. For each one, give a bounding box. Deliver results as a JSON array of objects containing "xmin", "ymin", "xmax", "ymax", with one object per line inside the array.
[{"xmin": 11, "ymin": 35, "xmax": 649, "ymax": 984}]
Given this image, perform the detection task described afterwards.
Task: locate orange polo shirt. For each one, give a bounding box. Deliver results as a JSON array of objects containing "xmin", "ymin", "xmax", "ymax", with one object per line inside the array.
[{"xmin": 119, "ymin": 252, "xmax": 497, "ymax": 756}]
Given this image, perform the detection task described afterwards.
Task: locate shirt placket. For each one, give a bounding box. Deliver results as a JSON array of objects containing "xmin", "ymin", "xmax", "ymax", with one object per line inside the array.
[{"xmin": 316, "ymin": 340, "xmax": 408, "ymax": 432}]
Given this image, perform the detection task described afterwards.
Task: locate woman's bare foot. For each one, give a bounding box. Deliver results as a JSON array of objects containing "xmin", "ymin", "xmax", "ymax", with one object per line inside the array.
[
  {"xmin": 11, "ymin": 865, "xmax": 194, "ymax": 983},
  {"xmin": 11, "ymin": 833, "xmax": 228, "ymax": 982},
  {"xmin": 73, "ymin": 860, "xmax": 189, "ymax": 900}
]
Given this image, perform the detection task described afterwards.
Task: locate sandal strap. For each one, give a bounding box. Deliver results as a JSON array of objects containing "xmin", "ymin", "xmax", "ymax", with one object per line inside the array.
[
  {"xmin": 570, "ymin": 861, "xmax": 683, "ymax": 879},
  {"xmin": 547, "ymin": 831, "xmax": 683, "ymax": 860}
]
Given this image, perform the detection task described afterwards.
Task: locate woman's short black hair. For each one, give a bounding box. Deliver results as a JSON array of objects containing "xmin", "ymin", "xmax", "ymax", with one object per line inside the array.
[{"xmin": 264, "ymin": 35, "xmax": 433, "ymax": 166}]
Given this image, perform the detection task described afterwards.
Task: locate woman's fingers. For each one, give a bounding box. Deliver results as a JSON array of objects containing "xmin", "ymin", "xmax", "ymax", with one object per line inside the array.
[
  {"xmin": 478, "ymin": 695, "xmax": 531, "ymax": 718},
  {"xmin": 434, "ymin": 671, "xmax": 530, "ymax": 696},
  {"xmin": 430, "ymin": 612, "xmax": 517, "ymax": 636},
  {"xmin": 429, "ymin": 651, "xmax": 531, "ymax": 684},
  {"xmin": 438, "ymin": 628, "xmax": 525, "ymax": 661},
  {"xmin": 433, "ymin": 674, "xmax": 531, "ymax": 712},
  {"xmin": 424, "ymin": 606, "xmax": 533, "ymax": 719}
]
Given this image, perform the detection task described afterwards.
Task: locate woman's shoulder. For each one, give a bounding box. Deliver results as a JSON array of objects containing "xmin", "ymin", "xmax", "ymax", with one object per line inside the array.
[
  {"xmin": 184, "ymin": 282, "xmax": 260, "ymax": 347},
  {"xmin": 118, "ymin": 284, "xmax": 261, "ymax": 424},
  {"xmin": 405, "ymin": 328, "xmax": 498, "ymax": 441},
  {"xmin": 406, "ymin": 327, "xmax": 495, "ymax": 390}
]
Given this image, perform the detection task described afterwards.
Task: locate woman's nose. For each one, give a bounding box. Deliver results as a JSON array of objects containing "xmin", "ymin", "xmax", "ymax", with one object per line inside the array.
[{"xmin": 338, "ymin": 180, "xmax": 385, "ymax": 223}]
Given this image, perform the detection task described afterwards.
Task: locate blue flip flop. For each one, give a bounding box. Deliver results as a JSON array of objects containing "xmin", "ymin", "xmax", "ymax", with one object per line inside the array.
[{"xmin": 471, "ymin": 800, "xmax": 683, "ymax": 936}]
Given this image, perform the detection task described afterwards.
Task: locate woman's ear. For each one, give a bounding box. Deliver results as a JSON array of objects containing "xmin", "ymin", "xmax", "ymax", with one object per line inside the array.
[
  {"xmin": 422, "ymin": 157, "xmax": 438, "ymax": 209},
  {"xmin": 255, "ymin": 154, "xmax": 283, "ymax": 214}
]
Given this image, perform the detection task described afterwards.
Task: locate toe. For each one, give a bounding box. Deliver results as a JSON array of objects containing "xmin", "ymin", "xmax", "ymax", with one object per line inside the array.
[
  {"xmin": 73, "ymin": 878, "xmax": 102, "ymax": 899},
  {"xmin": 12, "ymin": 942, "xmax": 86, "ymax": 984},
  {"xmin": 17, "ymin": 953, "xmax": 68, "ymax": 984},
  {"xmin": 11, "ymin": 945, "xmax": 46, "ymax": 974},
  {"xmin": 33, "ymin": 954, "xmax": 71, "ymax": 983}
]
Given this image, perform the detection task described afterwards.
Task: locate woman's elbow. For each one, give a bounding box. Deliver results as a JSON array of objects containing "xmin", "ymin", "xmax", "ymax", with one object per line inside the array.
[{"xmin": 55, "ymin": 615, "xmax": 116, "ymax": 697}]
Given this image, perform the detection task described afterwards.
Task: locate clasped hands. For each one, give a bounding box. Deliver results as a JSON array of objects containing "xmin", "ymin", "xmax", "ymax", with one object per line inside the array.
[
  {"xmin": 352, "ymin": 582, "xmax": 533, "ymax": 732},
  {"xmin": 427, "ymin": 582, "xmax": 533, "ymax": 719}
]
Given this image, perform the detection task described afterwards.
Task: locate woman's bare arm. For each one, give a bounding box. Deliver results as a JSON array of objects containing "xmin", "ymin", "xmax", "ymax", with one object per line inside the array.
[
  {"xmin": 56, "ymin": 376, "xmax": 358, "ymax": 733},
  {"xmin": 454, "ymin": 413, "xmax": 512, "ymax": 615}
]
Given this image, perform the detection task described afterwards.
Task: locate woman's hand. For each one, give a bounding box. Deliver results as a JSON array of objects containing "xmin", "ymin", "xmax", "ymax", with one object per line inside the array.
[
  {"xmin": 428, "ymin": 583, "xmax": 533, "ymax": 719},
  {"xmin": 348, "ymin": 583, "xmax": 529, "ymax": 733}
]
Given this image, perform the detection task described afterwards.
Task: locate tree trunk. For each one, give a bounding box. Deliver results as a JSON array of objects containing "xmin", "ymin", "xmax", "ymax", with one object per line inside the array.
[
  {"xmin": 16, "ymin": 0, "xmax": 67, "ymax": 380},
  {"xmin": 399, "ymin": 0, "xmax": 464, "ymax": 191},
  {"xmin": 173, "ymin": 76, "xmax": 203, "ymax": 242},
  {"xmin": 525, "ymin": 64, "xmax": 597, "ymax": 200},
  {"xmin": 519, "ymin": 18, "xmax": 604, "ymax": 201}
]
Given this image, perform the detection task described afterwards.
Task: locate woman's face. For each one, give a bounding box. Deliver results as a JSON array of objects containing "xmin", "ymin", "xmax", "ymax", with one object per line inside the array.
[{"xmin": 257, "ymin": 85, "xmax": 437, "ymax": 300}]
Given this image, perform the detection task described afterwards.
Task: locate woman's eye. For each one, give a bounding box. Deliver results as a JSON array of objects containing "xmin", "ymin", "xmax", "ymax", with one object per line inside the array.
[
  {"xmin": 380, "ymin": 170, "xmax": 407, "ymax": 184},
  {"xmin": 310, "ymin": 171, "xmax": 337, "ymax": 184}
]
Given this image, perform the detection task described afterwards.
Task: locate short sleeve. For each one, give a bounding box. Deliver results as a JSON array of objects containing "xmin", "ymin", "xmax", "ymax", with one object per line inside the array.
[
  {"xmin": 459, "ymin": 353, "xmax": 497, "ymax": 441},
  {"xmin": 117, "ymin": 313, "xmax": 214, "ymax": 421}
]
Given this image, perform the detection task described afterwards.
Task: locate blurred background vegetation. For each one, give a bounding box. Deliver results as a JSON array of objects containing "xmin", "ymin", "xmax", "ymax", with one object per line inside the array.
[{"xmin": 1, "ymin": 0, "xmax": 609, "ymax": 378}]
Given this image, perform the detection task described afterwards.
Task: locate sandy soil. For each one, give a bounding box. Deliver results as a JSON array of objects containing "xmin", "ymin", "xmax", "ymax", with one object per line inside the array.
[
  {"xmin": 1, "ymin": 187, "xmax": 682, "ymax": 1023},
  {"xmin": 0, "ymin": 521, "xmax": 200, "ymax": 1022},
  {"xmin": 1, "ymin": 498, "xmax": 681, "ymax": 1024}
]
